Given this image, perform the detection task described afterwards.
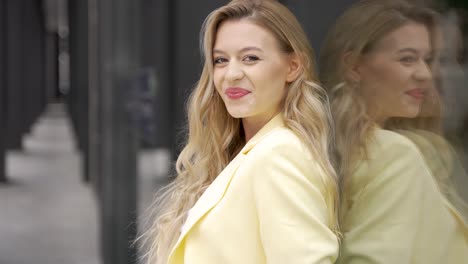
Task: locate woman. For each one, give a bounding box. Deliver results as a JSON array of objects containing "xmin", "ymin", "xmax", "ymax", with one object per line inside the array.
[
  {"xmin": 141, "ymin": 0, "xmax": 340, "ymax": 263},
  {"xmin": 386, "ymin": 9, "xmax": 468, "ymax": 220},
  {"xmin": 319, "ymin": 0, "xmax": 468, "ymax": 263}
]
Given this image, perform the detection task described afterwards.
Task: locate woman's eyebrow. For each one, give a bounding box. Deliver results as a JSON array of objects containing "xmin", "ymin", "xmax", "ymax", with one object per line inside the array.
[{"xmin": 213, "ymin": 46, "xmax": 263, "ymax": 54}]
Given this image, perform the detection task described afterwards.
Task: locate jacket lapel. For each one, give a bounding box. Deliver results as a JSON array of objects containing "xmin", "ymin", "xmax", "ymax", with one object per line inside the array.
[
  {"xmin": 180, "ymin": 153, "xmax": 245, "ymax": 236},
  {"xmin": 168, "ymin": 114, "xmax": 285, "ymax": 261},
  {"xmin": 168, "ymin": 153, "xmax": 245, "ymax": 261}
]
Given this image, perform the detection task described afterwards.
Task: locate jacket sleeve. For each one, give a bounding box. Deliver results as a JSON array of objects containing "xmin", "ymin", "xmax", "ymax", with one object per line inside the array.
[
  {"xmin": 338, "ymin": 136, "xmax": 438, "ymax": 264},
  {"xmin": 242, "ymin": 138, "xmax": 339, "ymax": 264}
]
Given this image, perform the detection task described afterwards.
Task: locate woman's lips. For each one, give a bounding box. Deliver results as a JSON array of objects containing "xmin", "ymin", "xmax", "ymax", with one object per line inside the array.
[
  {"xmin": 225, "ymin": 87, "xmax": 251, "ymax": 99},
  {"xmin": 405, "ymin": 88, "xmax": 425, "ymax": 100}
]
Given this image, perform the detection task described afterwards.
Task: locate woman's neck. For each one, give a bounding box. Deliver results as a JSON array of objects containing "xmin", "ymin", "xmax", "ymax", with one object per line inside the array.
[
  {"xmin": 242, "ymin": 113, "xmax": 278, "ymax": 142},
  {"xmin": 369, "ymin": 107, "xmax": 387, "ymax": 128}
]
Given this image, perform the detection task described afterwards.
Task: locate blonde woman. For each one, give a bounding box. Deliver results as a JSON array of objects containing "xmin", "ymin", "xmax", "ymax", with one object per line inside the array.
[
  {"xmin": 385, "ymin": 10, "xmax": 468, "ymax": 220},
  {"xmin": 140, "ymin": 0, "xmax": 340, "ymax": 263},
  {"xmin": 319, "ymin": 0, "xmax": 468, "ymax": 263}
]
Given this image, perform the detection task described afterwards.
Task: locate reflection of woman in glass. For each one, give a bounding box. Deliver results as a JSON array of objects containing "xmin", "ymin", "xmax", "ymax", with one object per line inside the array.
[
  {"xmin": 141, "ymin": 1, "xmax": 340, "ymax": 263},
  {"xmin": 319, "ymin": 0, "xmax": 468, "ymax": 263},
  {"xmin": 385, "ymin": 8, "xmax": 468, "ymax": 222}
]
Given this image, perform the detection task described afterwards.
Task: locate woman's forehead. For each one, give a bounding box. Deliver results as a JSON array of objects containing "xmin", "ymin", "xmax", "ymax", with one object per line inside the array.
[{"xmin": 372, "ymin": 23, "xmax": 431, "ymax": 54}]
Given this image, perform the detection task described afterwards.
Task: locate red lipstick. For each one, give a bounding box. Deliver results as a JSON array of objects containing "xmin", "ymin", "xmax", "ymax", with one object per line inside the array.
[{"xmin": 225, "ymin": 87, "xmax": 250, "ymax": 99}]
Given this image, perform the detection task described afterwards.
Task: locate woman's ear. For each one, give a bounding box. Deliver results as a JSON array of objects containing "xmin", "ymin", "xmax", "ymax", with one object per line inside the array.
[
  {"xmin": 342, "ymin": 51, "xmax": 362, "ymax": 83},
  {"xmin": 286, "ymin": 53, "xmax": 303, "ymax": 82}
]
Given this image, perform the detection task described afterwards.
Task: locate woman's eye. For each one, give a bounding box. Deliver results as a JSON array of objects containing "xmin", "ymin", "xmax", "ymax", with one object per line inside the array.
[
  {"xmin": 243, "ymin": 55, "xmax": 260, "ymax": 62},
  {"xmin": 400, "ymin": 56, "xmax": 417, "ymax": 64},
  {"xmin": 213, "ymin": 57, "xmax": 228, "ymax": 65}
]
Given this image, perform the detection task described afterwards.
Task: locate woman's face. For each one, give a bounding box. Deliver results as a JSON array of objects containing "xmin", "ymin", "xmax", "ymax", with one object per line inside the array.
[
  {"xmin": 355, "ymin": 22, "xmax": 433, "ymax": 124},
  {"xmin": 212, "ymin": 19, "xmax": 298, "ymax": 125}
]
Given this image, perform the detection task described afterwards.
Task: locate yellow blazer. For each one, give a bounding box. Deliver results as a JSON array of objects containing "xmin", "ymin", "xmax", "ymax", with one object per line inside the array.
[
  {"xmin": 397, "ymin": 129, "xmax": 468, "ymax": 212},
  {"xmin": 168, "ymin": 114, "xmax": 339, "ymax": 264},
  {"xmin": 338, "ymin": 129, "xmax": 468, "ymax": 264}
]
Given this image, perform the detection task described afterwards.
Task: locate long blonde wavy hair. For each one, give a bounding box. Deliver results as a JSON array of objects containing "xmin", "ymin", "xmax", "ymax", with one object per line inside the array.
[
  {"xmin": 319, "ymin": 0, "xmax": 437, "ymax": 204},
  {"xmin": 140, "ymin": 1, "xmax": 340, "ymax": 263},
  {"xmin": 384, "ymin": 9, "xmax": 468, "ymax": 222}
]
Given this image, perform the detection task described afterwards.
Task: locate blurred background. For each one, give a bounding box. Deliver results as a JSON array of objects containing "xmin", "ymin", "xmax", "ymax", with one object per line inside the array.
[{"xmin": 0, "ymin": 0, "xmax": 466, "ymax": 264}]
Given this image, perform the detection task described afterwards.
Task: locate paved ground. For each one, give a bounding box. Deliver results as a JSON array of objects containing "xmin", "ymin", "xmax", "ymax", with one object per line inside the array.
[
  {"xmin": 0, "ymin": 104, "xmax": 100, "ymax": 264},
  {"xmin": 0, "ymin": 104, "xmax": 171, "ymax": 264}
]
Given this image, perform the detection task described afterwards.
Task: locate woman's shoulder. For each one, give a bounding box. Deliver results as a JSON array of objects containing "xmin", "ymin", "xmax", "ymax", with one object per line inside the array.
[
  {"xmin": 239, "ymin": 126, "xmax": 318, "ymax": 175},
  {"xmin": 369, "ymin": 128, "xmax": 423, "ymax": 159},
  {"xmin": 373, "ymin": 128, "xmax": 420, "ymax": 149},
  {"xmin": 250, "ymin": 126, "xmax": 310, "ymax": 158},
  {"xmin": 239, "ymin": 126, "xmax": 328, "ymax": 194},
  {"xmin": 351, "ymin": 128, "xmax": 431, "ymax": 190}
]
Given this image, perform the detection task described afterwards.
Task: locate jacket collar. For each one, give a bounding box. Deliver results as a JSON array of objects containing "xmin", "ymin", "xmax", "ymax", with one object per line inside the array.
[
  {"xmin": 240, "ymin": 113, "xmax": 285, "ymax": 154},
  {"xmin": 168, "ymin": 113, "xmax": 285, "ymax": 262}
]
